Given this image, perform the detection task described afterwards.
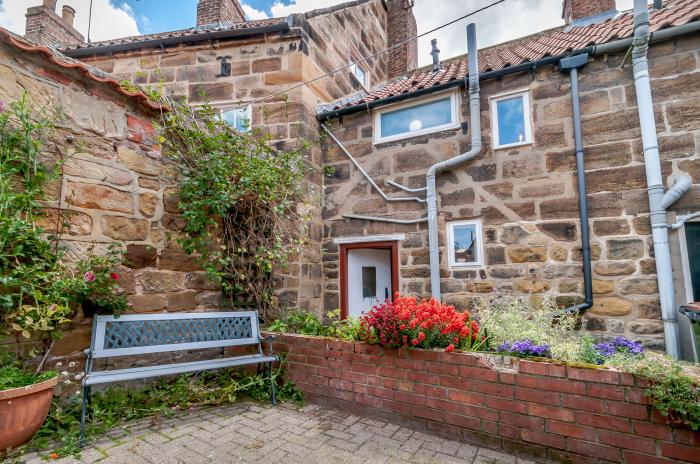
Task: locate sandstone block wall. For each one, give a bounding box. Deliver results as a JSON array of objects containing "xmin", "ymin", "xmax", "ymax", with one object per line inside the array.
[
  {"xmin": 0, "ymin": 43, "xmax": 217, "ymax": 363},
  {"xmin": 320, "ymin": 34, "xmax": 700, "ymax": 348},
  {"xmin": 77, "ymin": 1, "xmax": 397, "ymax": 315}
]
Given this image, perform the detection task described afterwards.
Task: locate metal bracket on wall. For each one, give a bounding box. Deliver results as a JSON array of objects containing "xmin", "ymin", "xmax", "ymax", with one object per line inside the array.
[{"xmin": 217, "ymin": 55, "xmax": 232, "ymax": 77}]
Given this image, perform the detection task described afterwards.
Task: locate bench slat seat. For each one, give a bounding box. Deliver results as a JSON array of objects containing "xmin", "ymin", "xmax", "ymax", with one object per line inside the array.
[
  {"xmin": 79, "ymin": 310, "xmax": 277, "ymax": 447},
  {"xmin": 84, "ymin": 353, "xmax": 277, "ymax": 386}
]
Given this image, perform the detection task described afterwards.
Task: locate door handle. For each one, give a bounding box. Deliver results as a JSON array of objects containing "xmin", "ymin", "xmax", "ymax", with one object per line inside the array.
[{"xmin": 385, "ymin": 287, "xmax": 389, "ymax": 300}]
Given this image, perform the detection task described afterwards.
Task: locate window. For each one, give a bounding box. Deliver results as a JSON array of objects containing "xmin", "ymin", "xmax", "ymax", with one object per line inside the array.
[
  {"xmin": 491, "ymin": 90, "xmax": 532, "ymax": 149},
  {"xmin": 447, "ymin": 220, "xmax": 484, "ymax": 268},
  {"xmin": 220, "ymin": 105, "xmax": 251, "ymax": 132},
  {"xmin": 350, "ymin": 63, "xmax": 369, "ymax": 89},
  {"xmin": 374, "ymin": 91, "xmax": 460, "ymax": 144}
]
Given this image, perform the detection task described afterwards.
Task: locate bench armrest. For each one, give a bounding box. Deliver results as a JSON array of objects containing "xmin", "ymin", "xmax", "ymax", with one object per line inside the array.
[{"xmin": 264, "ymin": 334, "xmax": 275, "ymax": 357}]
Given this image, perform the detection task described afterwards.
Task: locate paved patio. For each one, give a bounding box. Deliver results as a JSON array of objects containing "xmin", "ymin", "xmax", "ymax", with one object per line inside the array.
[{"xmin": 22, "ymin": 402, "xmax": 531, "ymax": 464}]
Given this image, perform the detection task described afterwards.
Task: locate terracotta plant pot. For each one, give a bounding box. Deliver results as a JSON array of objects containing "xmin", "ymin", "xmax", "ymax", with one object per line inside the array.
[{"xmin": 0, "ymin": 376, "xmax": 57, "ymax": 451}]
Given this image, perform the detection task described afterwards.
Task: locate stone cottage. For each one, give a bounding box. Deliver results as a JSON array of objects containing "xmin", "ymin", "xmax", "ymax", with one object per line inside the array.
[{"xmin": 15, "ymin": 0, "xmax": 700, "ymax": 359}]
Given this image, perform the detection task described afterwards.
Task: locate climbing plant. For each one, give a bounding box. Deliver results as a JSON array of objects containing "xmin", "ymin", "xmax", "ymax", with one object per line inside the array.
[{"xmin": 150, "ymin": 92, "xmax": 309, "ymax": 320}]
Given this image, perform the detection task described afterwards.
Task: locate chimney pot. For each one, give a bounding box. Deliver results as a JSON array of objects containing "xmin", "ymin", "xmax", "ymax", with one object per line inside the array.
[
  {"xmin": 62, "ymin": 5, "xmax": 76, "ymax": 28},
  {"xmin": 43, "ymin": 0, "xmax": 57, "ymax": 10},
  {"xmin": 562, "ymin": 0, "xmax": 616, "ymax": 26}
]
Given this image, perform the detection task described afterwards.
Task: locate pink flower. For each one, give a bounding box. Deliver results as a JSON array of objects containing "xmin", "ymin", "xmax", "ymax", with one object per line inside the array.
[
  {"xmin": 83, "ymin": 271, "xmax": 96, "ymax": 282},
  {"xmin": 0, "ymin": 101, "xmax": 5, "ymax": 112},
  {"xmin": 110, "ymin": 272, "xmax": 120, "ymax": 280}
]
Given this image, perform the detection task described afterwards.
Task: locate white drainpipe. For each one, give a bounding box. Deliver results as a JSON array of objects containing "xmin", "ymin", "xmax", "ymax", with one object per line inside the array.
[
  {"xmin": 426, "ymin": 23, "xmax": 482, "ymax": 300},
  {"xmin": 632, "ymin": 0, "xmax": 690, "ymax": 359}
]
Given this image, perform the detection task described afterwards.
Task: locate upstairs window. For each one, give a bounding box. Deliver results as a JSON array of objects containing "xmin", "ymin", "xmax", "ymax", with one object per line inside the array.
[
  {"xmin": 447, "ymin": 220, "xmax": 484, "ymax": 268},
  {"xmin": 374, "ymin": 91, "xmax": 460, "ymax": 144},
  {"xmin": 350, "ymin": 63, "xmax": 369, "ymax": 89},
  {"xmin": 220, "ymin": 105, "xmax": 251, "ymax": 132},
  {"xmin": 491, "ymin": 90, "xmax": 532, "ymax": 149}
]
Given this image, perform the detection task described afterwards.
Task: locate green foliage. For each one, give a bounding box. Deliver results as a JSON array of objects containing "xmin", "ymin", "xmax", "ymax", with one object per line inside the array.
[
  {"xmin": 475, "ymin": 296, "xmax": 584, "ymax": 362},
  {"xmin": 0, "ymin": 353, "xmax": 55, "ymax": 390},
  {"xmin": 72, "ymin": 243, "xmax": 130, "ymax": 315},
  {"xmin": 0, "ymin": 94, "xmax": 128, "ymax": 366},
  {"xmin": 267, "ymin": 309, "xmax": 361, "ymax": 341},
  {"xmin": 147, "ymin": 90, "xmax": 308, "ymax": 320},
  {"xmin": 16, "ymin": 368, "xmax": 302, "ymax": 458},
  {"xmin": 609, "ymin": 353, "xmax": 700, "ymax": 431}
]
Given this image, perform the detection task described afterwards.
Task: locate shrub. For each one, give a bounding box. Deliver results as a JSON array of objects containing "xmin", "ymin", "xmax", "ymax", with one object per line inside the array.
[
  {"xmin": 609, "ymin": 353, "xmax": 700, "ymax": 431},
  {"xmin": 267, "ymin": 309, "xmax": 361, "ymax": 341},
  {"xmin": 0, "ymin": 353, "xmax": 55, "ymax": 390},
  {"xmin": 476, "ymin": 296, "xmax": 583, "ymax": 362},
  {"xmin": 358, "ymin": 294, "xmax": 480, "ymax": 352}
]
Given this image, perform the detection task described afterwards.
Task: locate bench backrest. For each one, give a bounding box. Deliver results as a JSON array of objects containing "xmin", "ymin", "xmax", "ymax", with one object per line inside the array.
[{"xmin": 89, "ymin": 311, "xmax": 261, "ymax": 358}]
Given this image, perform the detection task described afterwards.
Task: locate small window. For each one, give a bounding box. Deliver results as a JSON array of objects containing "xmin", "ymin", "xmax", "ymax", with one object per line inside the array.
[
  {"xmin": 220, "ymin": 106, "xmax": 251, "ymax": 132},
  {"xmin": 374, "ymin": 91, "xmax": 460, "ymax": 144},
  {"xmin": 350, "ymin": 63, "xmax": 369, "ymax": 89},
  {"xmin": 447, "ymin": 220, "xmax": 484, "ymax": 268},
  {"xmin": 362, "ymin": 266, "xmax": 377, "ymax": 298},
  {"xmin": 491, "ymin": 90, "xmax": 532, "ymax": 149}
]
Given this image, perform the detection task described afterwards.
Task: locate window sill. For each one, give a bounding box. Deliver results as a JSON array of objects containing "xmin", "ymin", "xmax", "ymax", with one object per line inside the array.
[{"xmin": 493, "ymin": 140, "xmax": 533, "ymax": 151}]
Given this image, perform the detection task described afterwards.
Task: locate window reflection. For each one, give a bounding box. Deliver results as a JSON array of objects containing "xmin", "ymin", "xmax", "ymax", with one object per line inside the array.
[{"xmin": 496, "ymin": 96, "xmax": 525, "ymax": 146}]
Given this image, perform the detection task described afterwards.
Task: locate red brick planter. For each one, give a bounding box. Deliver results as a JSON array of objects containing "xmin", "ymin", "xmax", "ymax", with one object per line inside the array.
[{"xmin": 270, "ymin": 333, "xmax": 700, "ymax": 463}]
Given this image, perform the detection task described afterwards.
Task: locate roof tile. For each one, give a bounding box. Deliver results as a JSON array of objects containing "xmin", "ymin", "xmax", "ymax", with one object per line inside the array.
[{"xmin": 330, "ymin": 0, "xmax": 699, "ymax": 111}]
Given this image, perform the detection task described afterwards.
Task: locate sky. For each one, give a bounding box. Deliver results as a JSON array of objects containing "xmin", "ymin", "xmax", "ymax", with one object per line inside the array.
[{"xmin": 1, "ymin": 0, "xmax": 636, "ymax": 66}]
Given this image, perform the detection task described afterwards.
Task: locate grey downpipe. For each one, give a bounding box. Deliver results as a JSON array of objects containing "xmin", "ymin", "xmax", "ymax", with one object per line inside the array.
[
  {"xmin": 426, "ymin": 23, "xmax": 481, "ymax": 300},
  {"xmin": 559, "ymin": 53, "xmax": 593, "ymax": 314},
  {"xmin": 632, "ymin": 0, "xmax": 681, "ymax": 359},
  {"xmin": 321, "ymin": 124, "xmax": 425, "ymax": 203}
]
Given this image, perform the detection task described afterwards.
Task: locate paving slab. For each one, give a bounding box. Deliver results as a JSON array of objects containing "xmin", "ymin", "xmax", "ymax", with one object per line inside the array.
[{"xmin": 20, "ymin": 402, "xmax": 528, "ymax": 463}]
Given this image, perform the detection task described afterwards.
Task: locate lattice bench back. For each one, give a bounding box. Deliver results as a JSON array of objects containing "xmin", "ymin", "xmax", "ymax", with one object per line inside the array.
[{"xmin": 90, "ymin": 311, "xmax": 261, "ymax": 358}]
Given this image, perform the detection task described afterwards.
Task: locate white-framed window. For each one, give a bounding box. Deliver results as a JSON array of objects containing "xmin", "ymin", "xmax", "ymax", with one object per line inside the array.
[
  {"xmin": 374, "ymin": 91, "xmax": 460, "ymax": 144},
  {"xmin": 350, "ymin": 63, "xmax": 369, "ymax": 89},
  {"xmin": 446, "ymin": 220, "xmax": 484, "ymax": 268},
  {"xmin": 490, "ymin": 89, "xmax": 532, "ymax": 149},
  {"xmin": 220, "ymin": 105, "xmax": 252, "ymax": 132}
]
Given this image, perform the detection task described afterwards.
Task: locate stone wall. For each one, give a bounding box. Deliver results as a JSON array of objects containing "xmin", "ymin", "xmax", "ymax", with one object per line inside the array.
[
  {"xmin": 76, "ymin": 1, "xmax": 397, "ymax": 315},
  {"xmin": 274, "ymin": 333, "xmax": 700, "ymax": 464},
  {"xmin": 0, "ymin": 42, "xmax": 216, "ymax": 362},
  {"xmin": 320, "ymin": 33, "xmax": 700, "ymax": 348}
]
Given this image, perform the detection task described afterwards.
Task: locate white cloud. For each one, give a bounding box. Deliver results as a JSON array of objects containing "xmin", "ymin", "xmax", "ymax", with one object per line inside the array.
[
  {"xmin": 241, "ymin": 2, "xmax": 269, "ymax": 20},
  {"xmin": 270, "ymin": 0, "xmax": 335, "ymax": 17},
  {"xmin": 0, "ymin": 0, "xmax": 140, "ymax": 42}
]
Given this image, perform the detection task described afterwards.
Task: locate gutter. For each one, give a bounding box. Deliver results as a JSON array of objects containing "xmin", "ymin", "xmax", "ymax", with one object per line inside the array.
[
  {"xmin": 425, "ymin": 23, "xmax": 481, "ymax": 301},
  {"xmin": 317, "ymin": 20, "xmax": 700, "ymax": 121},
  {"xmin": 631, "ymin": 0, "xmax": 691, "ymax": 359},
  {"xmin": 559, "ymin": 53, "xmax": 593, "ymax": 315},
  {"xmin": 62, "ymin": 22, "xmax": 290, "ymax": 58}
]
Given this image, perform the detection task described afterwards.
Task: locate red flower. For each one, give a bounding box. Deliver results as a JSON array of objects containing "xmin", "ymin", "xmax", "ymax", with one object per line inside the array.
[
  {"xmin": 412, "ymin": 339, "xmax": 419, "ymax": 346},
  {"xmin": 445, "ymin": 344, "xmax": 455, "ymax": 353},
  {"xmin": 110, "ymin": 272, "xmax": 120, "ymax": 280}
]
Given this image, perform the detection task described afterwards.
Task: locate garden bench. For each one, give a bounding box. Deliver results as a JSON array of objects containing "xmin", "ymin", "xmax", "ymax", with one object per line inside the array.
[{"xmin": 80, "ymin": 311, "xmax": 277, "ymax": 445}]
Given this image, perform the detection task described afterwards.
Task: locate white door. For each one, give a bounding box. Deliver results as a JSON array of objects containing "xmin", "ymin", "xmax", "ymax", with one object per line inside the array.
[{"xmin": 347, "ymin": 248, "xmax": 392, "ymax": 318}]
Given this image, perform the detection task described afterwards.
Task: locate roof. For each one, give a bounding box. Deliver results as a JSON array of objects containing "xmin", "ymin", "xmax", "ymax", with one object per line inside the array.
[
  {"xmin": 61, "ymin": 18, "xmax": 286, "ymax": 54},
  {"xmin": 326, "ymin": 0, "xmax": 700, "ymax": 112},
  {"xmin": 0, "ymin": 27, "xmax": 160, "ymax": 111}
]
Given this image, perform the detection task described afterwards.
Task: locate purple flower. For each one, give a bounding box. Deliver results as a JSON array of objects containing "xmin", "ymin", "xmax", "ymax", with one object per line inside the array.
[
  {"xmin": 593, "ymin": 336, "xmax": 644, "ymax": 363},
  {"xmin": 0, "ymin": 101, "xmax": 5, "ymax": 112},
  {"xmin": 498, "ymin": 339, "xmax": 551, "ymax": 358}
]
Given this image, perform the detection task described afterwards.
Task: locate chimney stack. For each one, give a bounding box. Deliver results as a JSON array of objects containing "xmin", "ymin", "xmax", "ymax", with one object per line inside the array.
[
  {"xmin": 196, "ymin": 0, "xmax": 246, "ymax": 27},
  {"xmin": 384, "ymin": 0, "xmax": 418, "ymax": 79},
  {"xmin": 25, "ymin": 1, "xmax": 84, "ymax": 48},
  {"xmin": 562, "ymin": 0, "xmax": 617, "ymax": 27},
  {"xmin": 62, "ymin": 5, "xmax": 76, "ymax": 28}
]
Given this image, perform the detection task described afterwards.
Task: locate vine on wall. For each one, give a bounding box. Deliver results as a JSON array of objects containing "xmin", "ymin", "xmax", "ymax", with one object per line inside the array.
[{"xmin": 151, "ymin": 93, "xmax": 309, "ymax": 321}]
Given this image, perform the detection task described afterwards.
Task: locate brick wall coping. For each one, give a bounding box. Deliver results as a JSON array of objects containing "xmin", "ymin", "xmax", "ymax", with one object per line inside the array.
[{"xmin": 268, "ymin": 332, "xmax": 700, "ymax": 463}]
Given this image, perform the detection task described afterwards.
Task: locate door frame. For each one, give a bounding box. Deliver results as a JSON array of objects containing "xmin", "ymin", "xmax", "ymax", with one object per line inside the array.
[{"xmin": 339, "ymin": 241, "xmax": 399, "ymax": 319}]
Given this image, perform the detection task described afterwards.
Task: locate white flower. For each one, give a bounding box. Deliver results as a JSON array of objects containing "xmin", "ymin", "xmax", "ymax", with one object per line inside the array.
[
  {"xmin": 56, "ymin": 362, "xmax": 63, "ymax": 367},
  {"xmin": 74, "ymin": 372, "xmax": 84, "ymax": 380},
  {"xmin": 68, "ymin": 362, "xmax": 76, "ymax": 368},
  {"xmin": 60, "ymin": 371, "xmax": 69, "ymax": 377},
  {"xmin": 63, "ymin": 380, "xmax": 71, "ymax": 385}
]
